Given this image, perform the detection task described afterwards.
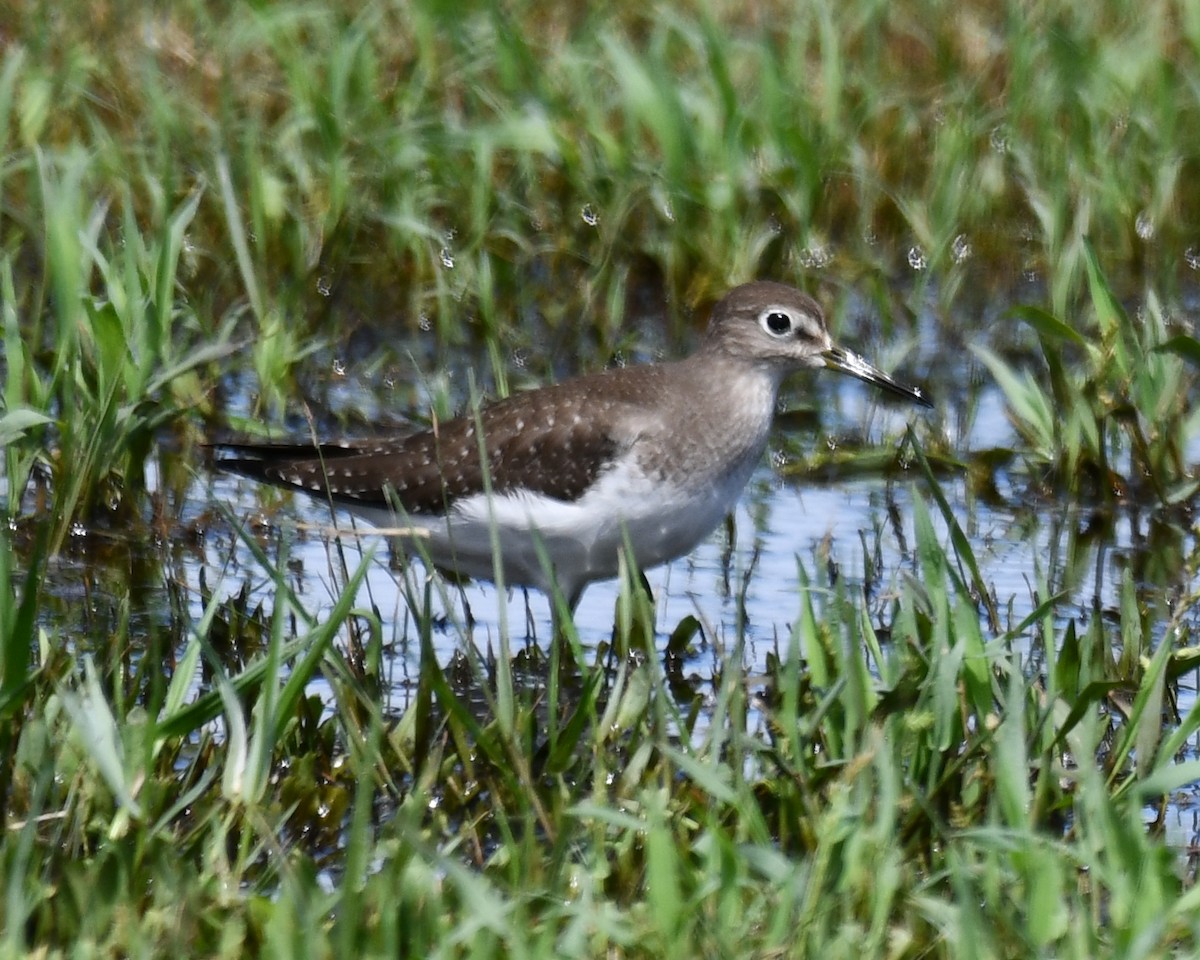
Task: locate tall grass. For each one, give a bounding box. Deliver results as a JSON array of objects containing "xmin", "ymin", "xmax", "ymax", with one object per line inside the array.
[
  {"xmin": 2, "ymin": 149, "xmax": 234, "ymax": 546},
  {"xmin": 4, "ymin": 0, "xmax": 1200, "ymax": 956},
  {"xmin": 6, "ymin": 0, "xmax": 1199, "ymax": 334},
  {"xmin": 6, "ymin": 0, "xmax": 1200, "ymax": 527},
  {"xmin": 4, "ymin": 483, "xmax": 1200, "ymax": 956}
]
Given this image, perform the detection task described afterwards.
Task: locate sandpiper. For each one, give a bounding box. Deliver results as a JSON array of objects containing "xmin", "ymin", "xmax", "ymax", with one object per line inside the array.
[{"xmin": 214, "ymin": 281, "xmax": 931, "ymax": 614}]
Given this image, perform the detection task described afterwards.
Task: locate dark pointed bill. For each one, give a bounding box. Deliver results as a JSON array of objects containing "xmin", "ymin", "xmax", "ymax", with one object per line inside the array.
[{"xmin": 822, "ymin": 345, "xmax": 933, "ymax": 408}]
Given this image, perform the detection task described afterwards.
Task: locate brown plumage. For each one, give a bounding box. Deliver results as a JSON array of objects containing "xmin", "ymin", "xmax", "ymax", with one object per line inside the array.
[{"xmin": 212, "ymin": 281, "xmax": 931, "ymax": 612}]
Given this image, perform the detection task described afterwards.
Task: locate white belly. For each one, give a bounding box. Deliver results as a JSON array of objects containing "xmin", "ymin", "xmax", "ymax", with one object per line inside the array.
[
  {"xmin": 344, "ymin": 367, "xmax": 778, "ymax": 604},
  {"xmin": 351, "ymin": 453, "xmax": 757, "ymax": 603}
]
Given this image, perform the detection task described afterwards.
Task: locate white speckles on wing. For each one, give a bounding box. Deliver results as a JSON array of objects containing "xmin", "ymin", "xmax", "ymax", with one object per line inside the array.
[{"xmin": 217, "ymin": 280, "xmax": 932, "ymax": 606}]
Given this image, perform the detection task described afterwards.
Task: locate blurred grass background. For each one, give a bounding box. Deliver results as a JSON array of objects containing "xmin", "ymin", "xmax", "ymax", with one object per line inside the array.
[{"xmin": 6, "ymin": 0, "xmax": 1198, "ymax": 332}]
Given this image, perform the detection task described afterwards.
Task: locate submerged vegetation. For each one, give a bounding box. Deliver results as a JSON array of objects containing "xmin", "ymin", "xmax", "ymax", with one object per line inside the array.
[{"xmin": 4, "ymin": 0, "xmax": 1200, "ymax": 955}]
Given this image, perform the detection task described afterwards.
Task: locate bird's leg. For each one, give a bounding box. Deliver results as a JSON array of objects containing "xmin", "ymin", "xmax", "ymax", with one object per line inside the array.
[
  {"xmin": 612, "ymin": 549, "xmax": 656, "ymax": 657},
  {"xmin": 637, "ymin": 570, "xmax": 655, "ymax": 604},
  {"xmin": 549, "ymin": 584, "xmax": 582, "ymax": 645},
  {"xmin": 546, "ymin": 584, "xmax": 584, "ymax": 687}
]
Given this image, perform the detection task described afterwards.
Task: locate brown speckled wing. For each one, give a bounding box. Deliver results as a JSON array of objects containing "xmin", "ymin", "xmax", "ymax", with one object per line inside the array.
[{"xmin": 214, "ymin": 377, "xmax": 642, "ymax": 516}]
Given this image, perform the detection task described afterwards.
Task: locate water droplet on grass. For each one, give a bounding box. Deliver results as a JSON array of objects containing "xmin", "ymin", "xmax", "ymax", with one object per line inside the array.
[
  {"xmin": 1135, "ymin": 211, "xmax": 1154, "ymax": 240},
  {"xmin": 1186, "ymin": 248, "xmax": 1200, "ymax": 270},
  {"xmin": 316, "ymin": 275, "xmax": 331, "ymax": 297},
  {"xmin": 332, "ymin": 358, "xmax": 346, "ymax": 377},
  {"xmin": 952, "ymin": 234, "xmax": 972, "ymax": 263},
  {"xmin": 800, "ymin": 244, "xmax": 833, "ymax": 269},
  {"xmin": 439, "ymin": 247, "xmax": 455, "ymax": 268},
  {"xmin": 907, "ymin": 246, "xmax": 928, "ymax": 271},
  {"xmin": 581, "ymin": 204, "xmax": 599, "ymax": 226}
]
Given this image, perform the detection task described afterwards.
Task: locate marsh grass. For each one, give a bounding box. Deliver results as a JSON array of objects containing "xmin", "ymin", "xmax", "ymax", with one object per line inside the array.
[
  {"xmin": 5, "ymin": 0, "xmax": 1200, "ymax": 956},
  {"xmin": 4, "ymin": 150, "xmax": 235, "ymax": 552},
  {"xmin": 6, "ymin": 487, "xmax": 1200, "ymax": 956}
]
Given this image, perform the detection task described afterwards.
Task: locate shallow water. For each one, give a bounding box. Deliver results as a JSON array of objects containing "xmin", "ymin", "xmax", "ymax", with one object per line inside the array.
[
  {"xmin": 195, "ymin": 375, "xmax": 1196, "ymax": 699},
  {"xmin": 20, "ymin": 315, "xmax": 1198, "ymax": 690},
  {"xmin": 10, "ymin": 274, "xmax": 1200, "ymax": 849}
]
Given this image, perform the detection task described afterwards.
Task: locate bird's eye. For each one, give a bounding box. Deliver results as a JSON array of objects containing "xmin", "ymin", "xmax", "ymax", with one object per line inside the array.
[{"xmin": 763, "ymin": 311, "xmax": 792, "ymax": 336}]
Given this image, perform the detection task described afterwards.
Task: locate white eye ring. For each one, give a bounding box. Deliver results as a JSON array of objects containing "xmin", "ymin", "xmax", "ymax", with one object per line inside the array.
[{"xmin": 760, "ymin": 309, "xmax": 793, "ymax": 337}]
